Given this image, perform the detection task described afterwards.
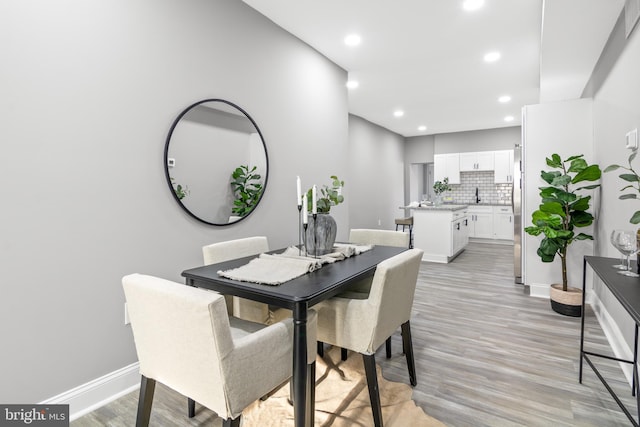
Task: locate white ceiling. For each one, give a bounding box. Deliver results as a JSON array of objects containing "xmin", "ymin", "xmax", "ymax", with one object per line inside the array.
[{"xmin": 242, "ymin": 0, "xmax": 624, "ymax": 138}]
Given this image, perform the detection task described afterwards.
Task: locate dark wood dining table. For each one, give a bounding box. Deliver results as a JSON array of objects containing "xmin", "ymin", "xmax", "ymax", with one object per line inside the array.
[{"xmin": 181, "ymin": 244, "xmax": 406, "ymax": 427}]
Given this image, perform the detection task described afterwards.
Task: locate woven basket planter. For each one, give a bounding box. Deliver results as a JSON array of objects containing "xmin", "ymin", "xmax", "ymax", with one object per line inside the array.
[{"xmin": 549, "ymin": 284, "xmax": 582, "ymax": 317}]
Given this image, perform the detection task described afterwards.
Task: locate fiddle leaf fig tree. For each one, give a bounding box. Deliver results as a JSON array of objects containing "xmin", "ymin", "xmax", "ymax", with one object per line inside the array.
[
  {"xmin": 524, "ymin": 154, "xmax": 601, "ymax": 291},
  {"xmin": 230, "ymin": 165, "xmax": 263, "ymax": 217}
]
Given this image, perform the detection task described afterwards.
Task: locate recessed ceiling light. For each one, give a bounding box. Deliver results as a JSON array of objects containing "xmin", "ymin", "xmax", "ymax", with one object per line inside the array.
[
  {"xmin": 344, "ymin": 34, "xmax": 361, "ymax": 47},
  {"xmin": 504, "ymin": 115, "xmax": 515, "ymax": 122},
  {"xmin": 346, "ymin": 80, "xmax": 359, "ymax": 89},
  {"xmin": 418, "ymin": 125, "xmax": 427, "ymax": 132},
  {"xmin": 498, "ymin": 95, "xmax": 511, "ymax": 103},
  {"xmin": 484, "ymin": 51, "xmax": 501, "ymax": 62},
  {"xmin": 394, "ymin": 110, "xmax": 404, "ymax": 118},
  {"xmin": 463, "ymin": 0, "xmax": 484, "ymax": 11}
]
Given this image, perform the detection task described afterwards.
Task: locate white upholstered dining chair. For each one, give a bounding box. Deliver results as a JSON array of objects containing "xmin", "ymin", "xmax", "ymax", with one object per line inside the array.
[
  {"xmin": 202, "ymin": 236, "xmax": 291, "ymax": 325},
  {"xmin": 349, "ymin": 228, "xmax": 410, "ymax": 249},
  {"xmin": 314, "ymin": 248, "xmax": 423, "ymax": 427},
  {"xmin": 122, "ymin": 273, "xmax": 316, "ymax": 427},
  {"xmin": 322, "ymin": 228, "xmax": 410, "ymax": 360}
]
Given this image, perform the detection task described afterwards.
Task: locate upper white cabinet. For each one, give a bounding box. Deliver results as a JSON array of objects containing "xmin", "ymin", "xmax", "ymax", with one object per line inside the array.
[
  {"xmin": 494, "ymin": 150, "xmax": 514, "ymax": 183},
  {"xmin": 459, "ymin": 151, "xmax": 495, "ymax": 171},
  {"xmin": 434, "ymin": 153, "xmax": 461, "ymax": 184}
]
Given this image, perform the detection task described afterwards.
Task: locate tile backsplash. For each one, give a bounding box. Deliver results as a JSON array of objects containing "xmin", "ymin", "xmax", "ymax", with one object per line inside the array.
[{"xmin": 446, "ymin": 171, "xmax": 512, "ymax": 205}]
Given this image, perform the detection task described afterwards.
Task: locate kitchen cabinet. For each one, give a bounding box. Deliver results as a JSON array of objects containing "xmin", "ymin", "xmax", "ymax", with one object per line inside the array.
[
  {"xmin": 493, "ymin": 206, "xmax": 514, "ymax": 240},
  {"xmin": 494, "ymin": 150, "xmax": 514, "ymax": 183},
  {"xmin": 467, "ymin": 205, "xmax": 493, "ymax": 239},
  {"xmin": 410, "ymin": 206, "xmax": 468, "ymax": 263},
  {"xmin": 460, "ymin": 151, "xmax": 495, "ymax": 172},
  {"xmin": 434, "ymin": 153, "xmax": 461, "ymax": 184},
  {"xmin": 452, "ymin": 216, "xmax": 470, "ymax": 256}
]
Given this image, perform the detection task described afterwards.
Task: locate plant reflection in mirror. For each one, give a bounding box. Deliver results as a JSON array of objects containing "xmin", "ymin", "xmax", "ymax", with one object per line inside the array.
[
  {"xmin": 171, "ymin": 177, "xmax": 189, "ymax": 200},
  {"xmin": 231, "ymin": 165, "xmax": 264, "ymax": 217}
]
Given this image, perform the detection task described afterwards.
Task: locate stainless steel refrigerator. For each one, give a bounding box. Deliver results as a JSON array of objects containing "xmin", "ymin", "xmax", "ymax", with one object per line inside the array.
[{"xmin": 513, "ymin": 143, "xmax": 523, "ymax": 284}]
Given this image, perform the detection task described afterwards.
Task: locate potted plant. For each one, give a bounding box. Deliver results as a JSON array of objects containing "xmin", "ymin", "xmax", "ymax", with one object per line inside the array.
[
  {"xmin": 305, "ymin": 175, "xmax": 345, "ymax": 255},
  {"xmin": 524, "ymin": 153, "xmax": 601, "ymax": 317},
  {"xmin": 230, "ymin": 164, "xmax": 264, "ymax": 217},
  {"xmin": 433, "ymin": 177, "xmax": 450, "ymax": 206}
]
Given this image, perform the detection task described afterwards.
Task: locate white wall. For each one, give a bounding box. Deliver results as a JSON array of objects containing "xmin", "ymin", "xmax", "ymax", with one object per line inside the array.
[
  {"xmin": 0, "ymin": 0, "xmax": 348, "ymax": 404},
  {"xmin": 348, "ymin": 115, "xmax": 405, "ymax": 231},
  {"xmin": 522, "ymin": 99, "xmax": 595, "ymax": 296},
  {"xmin": 592, "ymin": 16, "xmax": 640, "ymax": 350}
]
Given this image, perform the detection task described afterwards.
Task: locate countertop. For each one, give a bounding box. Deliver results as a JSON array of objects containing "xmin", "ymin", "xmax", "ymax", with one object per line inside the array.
[{"xmin": 402, "ymin": 204, "xmax": 469, "ymax": 211}]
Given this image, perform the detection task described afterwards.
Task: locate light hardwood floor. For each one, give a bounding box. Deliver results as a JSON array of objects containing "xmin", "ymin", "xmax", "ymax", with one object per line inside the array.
[
  {"xmin": 73, "ymin": 242, "xmax": 637, "ymax": 426},
  {"xmin": 380, "ymin": 242, "xmax": 637, "ymax": 426}
]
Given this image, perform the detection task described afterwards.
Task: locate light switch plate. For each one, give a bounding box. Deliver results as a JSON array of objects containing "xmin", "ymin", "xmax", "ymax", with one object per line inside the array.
[{"xmin": 626, "ymin": 128, "xmax": 638, "ymax": 149}]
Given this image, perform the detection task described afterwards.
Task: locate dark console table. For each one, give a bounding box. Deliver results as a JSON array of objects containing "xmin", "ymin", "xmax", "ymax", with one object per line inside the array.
[{"xmin": 581, "ymin": 256, "xmax": 640, "ymax": 426}]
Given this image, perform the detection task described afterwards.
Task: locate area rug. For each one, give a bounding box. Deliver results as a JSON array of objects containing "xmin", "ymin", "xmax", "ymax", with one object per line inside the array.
[{"xmin": 241, "ymin": 346, "xmax": 447, "ymax": 427}]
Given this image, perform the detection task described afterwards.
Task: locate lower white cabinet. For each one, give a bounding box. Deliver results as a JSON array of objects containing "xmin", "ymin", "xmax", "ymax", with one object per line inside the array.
[
  {"xmin": 467, "ymin": 205, "xmax": 493, "ymax": 239},
  {"xmin": 466, "ymin": 205, "xmax": 514, "ymax": 241},
  {"xmin": 493, "ymin": 206, "xmax": 514, "ymax": 240}
]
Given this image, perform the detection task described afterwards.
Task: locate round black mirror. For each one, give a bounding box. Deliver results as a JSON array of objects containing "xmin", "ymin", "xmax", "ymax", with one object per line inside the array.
[{"xmin": 164, "ymin": 99, "xmax": 268, "ymax": 225}]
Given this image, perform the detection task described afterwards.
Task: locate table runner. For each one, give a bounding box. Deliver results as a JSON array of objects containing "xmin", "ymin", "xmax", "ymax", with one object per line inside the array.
[{"xmin": 217, "ymin": 244, "xmax": 373, "ymax": 285}]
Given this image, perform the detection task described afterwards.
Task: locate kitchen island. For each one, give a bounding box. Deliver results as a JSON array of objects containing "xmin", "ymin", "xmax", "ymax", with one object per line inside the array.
[{"xmin": 404, "ymin": 204, "xmax": 469, "ymax": 263}]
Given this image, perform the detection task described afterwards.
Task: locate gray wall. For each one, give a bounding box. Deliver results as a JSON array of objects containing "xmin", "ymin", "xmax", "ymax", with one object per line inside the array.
[
  {"xmin": 0, "ymin": 0, "xmax": 348, "ymax": 403},
  {"xmin": 348, "ymin": 115, "xmax": 405, "ymax": 230},
  {"xmin": 592, "ymin": 13, "xmax": 640, "ymax": 349},
  {"xmin": 434, "ymin": 126, "xmax": 521, "ymax": 154}
]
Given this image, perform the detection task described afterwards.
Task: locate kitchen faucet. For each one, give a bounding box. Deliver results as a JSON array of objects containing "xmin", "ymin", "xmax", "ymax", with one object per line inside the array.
[{"xmin": 475, "ymin": 187, "xmax": 481, "ymax": 204}]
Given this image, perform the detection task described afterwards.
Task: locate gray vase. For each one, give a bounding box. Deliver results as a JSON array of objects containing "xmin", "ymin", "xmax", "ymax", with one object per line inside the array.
[{"xmin": 305, "ymin": 213, "xmax": 337, "ymax": 256}]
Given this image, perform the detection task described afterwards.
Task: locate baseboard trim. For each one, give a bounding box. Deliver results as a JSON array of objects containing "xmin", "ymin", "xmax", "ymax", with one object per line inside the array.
[
  {"xmin": 590, "ymin": 293, "xmax": 634, "ymax": 386},
  {"xmin": 528, "ymin": 282, "xmax": 550, "ymax": 298},
  {"xmin": 40, "ymin": 362, "xmax": 140, "ymax": 421}
]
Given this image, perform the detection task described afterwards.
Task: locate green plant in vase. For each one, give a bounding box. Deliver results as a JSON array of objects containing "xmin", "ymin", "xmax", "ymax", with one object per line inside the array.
[
  {"xmin": 230, "ymin": 164, "xmax": 264, "ymax": 217},
  {"xmin": 305, "ymin": 175, "xmax": 345, "ymax": 213},
  {"xmin": 304, "ymin": 175, "xmax": 344, "ymax": 256},
  {"xmin": 433, "ymin": 177, "xmax": 450, "ymax": 205}
]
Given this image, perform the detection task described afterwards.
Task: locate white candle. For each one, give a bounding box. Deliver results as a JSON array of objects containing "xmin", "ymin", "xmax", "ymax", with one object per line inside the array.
[
  {"xmin": 312, "ymin": 185, "xmax": 317, "ymax": 214},
  {"xmin": 296, "ymin": 176, "xmax": 302, "ymax": 206},
  {"xmin": 302, "ymin": 194, "xmax": 308, "ymax": 224}
]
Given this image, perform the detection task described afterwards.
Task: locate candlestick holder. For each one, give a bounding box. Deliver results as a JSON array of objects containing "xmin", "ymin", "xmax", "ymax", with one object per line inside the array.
[
  {"xmin": 312, "ymin": 213, "xmax": 318, "ymax": 259},
  {"xmin": 302, "ymin": 223, "xmax": 308, "ymax": 257},
  {"xmin": 297, "ymin": 204, "xmax": 302, "ymax": 256}
]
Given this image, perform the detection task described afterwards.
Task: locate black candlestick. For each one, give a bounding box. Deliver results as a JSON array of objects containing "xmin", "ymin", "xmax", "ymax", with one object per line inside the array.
[
  {"xmin": 302, "ymin": 223, "xmax": 308, "ymax": 257},
  {"xmin": 312, "ymin": 213, "xmax": 318, "ymax": 258},
  {"xmin": 298, "ymin": 204, "xmax": 302, "ymax": 256}
]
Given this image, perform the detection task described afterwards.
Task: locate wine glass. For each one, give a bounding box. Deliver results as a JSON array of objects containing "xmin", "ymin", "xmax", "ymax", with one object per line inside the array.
[
  {"xmin": 614, "ymin": 230, "xmax": 640, "ymax": 277},
  {"xmin": 610, "ymin": 229, "xmax": 628, "ymax": 269}
]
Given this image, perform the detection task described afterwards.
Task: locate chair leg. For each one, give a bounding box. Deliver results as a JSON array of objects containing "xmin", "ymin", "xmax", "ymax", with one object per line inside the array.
[
  {"xmin": 401, "ymin": 321, "xmax": 417, "ymax": 386},
  {"xmin": 187, "ymin": 398, "xmax": 195, "ymax": 418},
  {"xmin": 341, "ymin": 347, "xmax": 348, "ymax": 361},
  {"xmin": 136, "ymin": 375, "xmax": 155, "ymax": 427},
  {"xmin": 317, "ymin": 341, "xmax": 324, "ymax": 358},
  {"xmin": 222, "ymin": 416, "xmax": 242, "ymax": 427},
  {"xmin": 385, "ymin": 337, "xmax": 392, "ymax": 359},
  {"xmin": 362, "ymin": 354, "xmax": 383, "ymax": 427}
]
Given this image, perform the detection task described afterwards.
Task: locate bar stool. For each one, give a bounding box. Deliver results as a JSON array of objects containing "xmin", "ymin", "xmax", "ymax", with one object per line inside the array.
[{"xmin": 395, "ymin": 216, "xmax": 414, "ymax": 248}]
